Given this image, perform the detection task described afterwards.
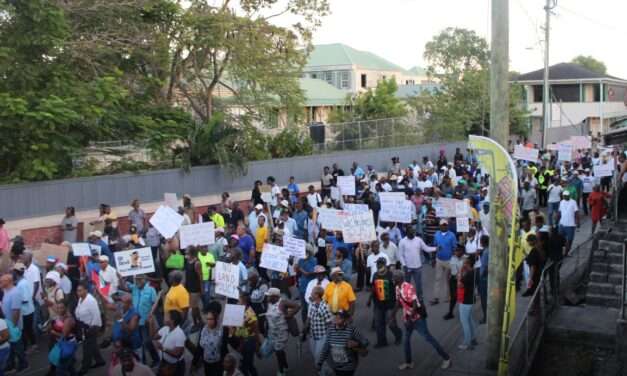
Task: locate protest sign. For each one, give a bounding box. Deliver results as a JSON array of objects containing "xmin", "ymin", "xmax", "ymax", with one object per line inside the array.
[
  {"xmin": 115, "ymin": 247, "xmax": 155, "ymax": 277},
  {"xmin": 72, "ymin": 243, "xmax": 97, "ymax": 257},
  {"xmin": 35, "ymin": 243, "xmax": 69, "ymax": 266},
  {"xmin": 455, "ymin": 200, "xmax": 470, "ymax": 217},
  {"xmin": 164, "ymin": 193, "xmax": 178, "ymax": 210},
  {"xmin": 222, "ymin": 304, "xmax": 246, "ymax": 327},
  {"xmin": 260, "ymin": 185, "xmax": 272, "ymax": 203},
  {"xmin": 433, "ymin": 198, "xmax": 467, "ymax": 218},
  {"xmin": 456, "ymin": 217, "xmax": 470, "ymax": 233},
  {"xmin": 149, "ymin": 205, "xmax": 184, "ymax": 239},
  {"xmin": 330, "ymin": 187, "xmax": 340, "ymax": 201},
  {"xmin": 214, "ymin": 261, "xmax": 240, "ymax": 299},
  {"xmin": 570, "ymin": 136, "xmax": 591, "ymax": 149},
  {"xmin": 557, "ymin": 143, "xmax": 573, "ymax": 162},
  {"xmin": 379, "ymin": 192, "xmax": 412, "ymax": 223},
  {"xmin": 179, "ymin": 222, "xmax": 215, "ymax": 249},
  {"xmin": 513, "ymin": 145, "xmax": 539, "ymax": 162},
  {"xmin": 317, "ymin": 208, "xmax": 350, "ymax": 231},
  {"xmin": 337, "ymin": 176, "xmax": 356, "ymax": 196},
  {"xmin": 344, "ymin": 203, "xmax": 369, "ymax": 214},
  {"xmin": 341, "ymin": 210, "xmax": 377, "ymax": 244},
  {"xmin": 260, "ymin": 244, "xmax": 289, "ymax": 272},
  {"xmin": 283, "ymin": 236, "xmax": 306, "ymax": 259},
  {"xmin": 593, "ymin": 163, "xmax": 614, "ymax": 178}
]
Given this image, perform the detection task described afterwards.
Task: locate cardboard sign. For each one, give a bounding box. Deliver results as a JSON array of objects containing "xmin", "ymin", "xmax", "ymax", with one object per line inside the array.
[
  {"xmin": 260, "ymin": 244, "xmax": 289, "ymax": 272},
  {"xmin": 593, "ymin": 163, "xmax": 614, "ymax": 178},
  {"xmin": 434, "ymin": 198, "xmax": 468, "ymax": 218},
  {"xmin": 222, "ymin": 304, "xmax": 246, "ymax": 327},
  {"xmin": 344, "ymin": 203, "xmax": 369, "ymax": 214},
  {"xmin": 71, "ymin": 243, "xmax": 98, "ymax": 257},
  {"xmin": 455, "ymin": 201, "xmax": 469, "ymax": 217},
  {"xmin": 330, "ymin": 187, "xmax": 340, "ymax": 201},
  {"xmin": 379, "ymin": 192, "xmax": 412, "ymax": 223},
  {"xmin": 164, "ymin": 193, "xmax": 179, "ymax": 210},
  {"xmin": 35, "ymin": 243, "xmax": 69, "ymax": 266},
  {"xmin": 570, "ymin": 136, "xmax": 591, "ymax": 150},
  {"xmin": 456, "ymin": 217, "xmax": 470, "ymax": 233},
  {"xmin": 179, "ymin": 222, "xmax": 215, "ymax": 249},
  {"xmin": 337, "ymin": 176, "xmax": 356, "ymax": 196},
  {"xmin": 149, "ymin": 205, "xmax": 184, "ymax": 239},
  {"xmin": 341, "ymin": 210, "xmax": 377, "ymax": 244},
  {"xmin": 115, "ymin": 247, "xmax": 155, "ymax": 277},
  {"xmin": 283, "ymin": 236, "xmax": 306, "ymax": 259},
  {"xmin": 513, "ymin": 145, "xmax": 539, "ymax": 162},
  {"xmin": 557, "ymin": 143, "xmax": 573, "ymax": 162},
  {"xmin": 317, "ymin": 208, "xmax": 351, "ymax": 231},
  {"xmin": 214, "ymin": 261, "xmax": 240, "ymax": 299},
  {"xmin": 260, "ymin": 185, "xmax": 272, "ymax": 204}
]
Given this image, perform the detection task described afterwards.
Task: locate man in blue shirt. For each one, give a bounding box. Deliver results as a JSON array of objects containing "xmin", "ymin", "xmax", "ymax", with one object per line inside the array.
[
  {"xmin": 120, "ymin": 275, "xmax": 158, "ymax": 365},
  {"xmin": 326, "ymin": 232, "xmax": 353, "ymax": 262},
  {"xmin": 431, "ymin": 220, "xmax": 457, "ymax": 305},
  {"xmin": 296, "ymin": 246, "xmax": 317, "ymax": 322},
  {"xmin": 287, "ymin": 176, "xmax": 300, "ymax": 206},
  {"xmin": 1, "ymin": 273, "xmax": 27, "ymax": 371},
  {"xmin": 89, "ymin": 231, "xmax": 114, "ymax": 267},
  {"xmin": 236, "ymin": 225, "xmax": 255, "ymax": 267}
]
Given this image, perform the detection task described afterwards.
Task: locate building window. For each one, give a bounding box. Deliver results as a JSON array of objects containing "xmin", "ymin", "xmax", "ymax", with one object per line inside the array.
[
  {"xmin": 361, "ymin": 74, "xmax": 367, "ymax": 88},
  {"xmin": 311, "ymin": 73, "xmax": 318, "ymax": 79},
  {"xmin": 324, "ymin": 71, "xmax": 334, "ymax": 85},
  {"xmin": 341, "ymin": 71, "xmax": 350, "ymax": 89}
]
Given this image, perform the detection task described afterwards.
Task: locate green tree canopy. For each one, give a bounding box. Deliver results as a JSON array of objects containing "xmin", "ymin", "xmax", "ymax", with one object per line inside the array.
[{"xmin": 571, "ymin": 55, "xmax": 607, "ymax": 75}]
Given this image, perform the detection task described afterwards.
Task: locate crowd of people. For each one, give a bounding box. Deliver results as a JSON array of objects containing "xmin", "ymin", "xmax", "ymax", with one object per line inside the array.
[{"xmin": 0, "ymin": 140, "xmax": 625, "ymax": 376}]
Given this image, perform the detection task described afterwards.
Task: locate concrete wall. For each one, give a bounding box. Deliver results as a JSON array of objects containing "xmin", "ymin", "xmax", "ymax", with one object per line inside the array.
[{"xmin": 0, "ymin": 142, "xmax": 465, "ymax": 221}]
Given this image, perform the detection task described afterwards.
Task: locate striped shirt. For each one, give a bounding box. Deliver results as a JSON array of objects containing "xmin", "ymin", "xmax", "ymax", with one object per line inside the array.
[{"xmin": 317, "ymin": 324, "xmax": 369, "ymax": 372}]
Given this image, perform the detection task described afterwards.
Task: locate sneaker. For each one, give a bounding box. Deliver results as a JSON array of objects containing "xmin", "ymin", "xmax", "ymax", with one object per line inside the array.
[
  {"xmin": 398, "ymin": 362, "xmax": 414, "ymax": 370},
  {"xmin": 443, "ymin": 313, "xmax": 454, "ymax": 320},
  {"xmin": 458, "ymin": 344, "xmax": 469, "ymax": 350},
  {"xmin": 441, "ymin": 359, "xmax": 452, "ymax": 369}
]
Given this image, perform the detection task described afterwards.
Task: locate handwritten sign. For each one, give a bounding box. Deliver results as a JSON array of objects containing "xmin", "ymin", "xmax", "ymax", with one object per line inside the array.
[
  {"xmin": 260, "ymin": 244, "xmax": 289, "ymax": 272},
  {"xmin": 283, "ymin": 236, "xmax": 306, "ymax": 259},
  {"xmin": 149, "ymin": 205, "xmax": 184, "ymax": 239},
  {"xmin": 71, "ymin": 243, "xmax": 98, "ymax": 257},
  {"xmin": 35, "ymin": 243, "xmax": 69, "ymax": 266},
  {"xmin": 341, "ymin": 210, "xmax": 377, "ymax": 244},
  {"xmin": 222, "ymin": 304, "xmax": 246, "ymax": 327},
  {"xmin": 379, "ymin": 192, "xmax": 412, "ymax": 223},
  {"xmin": 456, "ymin": 217, "xmax": 470, "ymax": 233},
  {"xmin": 214, "ymin": 261, "xmax": 240, "ymax": 299},
  {"xmin": 434, "ymin": 198, "xmax": 468, "ymax": 218},
  {"xmin": 330, "ymin": 187, "xmax": 340, "ymax": 201},
  {"xmin": 513, "ymin": 145, "xmax": 539, "ymax": 162},
  {"xmin": 317, "ymin": 208, "xmax": 351, "ymax": 231},
  {"xmin": 115, "ymin": 247, "xmax": 155, "ymax": 277},
  {"xmin": 593, "ymin": 163, "xmax": 614, "ymax": 178},
  {"xmin": 179, "ymin": 222, "xmax": 215, "ymax": 249},
  {"xmin": 455, "ymin": 201, "xmax": 469, "ymax": 217},
  {"xmin": 557, "ymin": 143, "xmax": 573, "ymax": 162},
  {"xmin": 344, "ymin": 203, "xmax": 369, "ymax": 214},
  {"xmin": 164, "ymin": 193, "xmax": 178, "ymax": 210},
  {"xmin": 570, "ymin": 136, "xmax": 591, "ymax": 149},
  {"xmin": 337, "ymin": 176, "xmax": 356, "ymax": 196}
]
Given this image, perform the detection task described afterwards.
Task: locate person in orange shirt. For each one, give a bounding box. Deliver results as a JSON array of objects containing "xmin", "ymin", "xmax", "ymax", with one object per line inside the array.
[{"xmin": 323, "ymin": 267, "xmax": 356, "ymax": 315}]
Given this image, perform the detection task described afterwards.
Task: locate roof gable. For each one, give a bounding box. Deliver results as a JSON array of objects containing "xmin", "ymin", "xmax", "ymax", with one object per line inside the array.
[
  {"xmin": 306, "ymin": 43, "xmax": 407, "ymax": 72},
  {"xmin": 516, "ymin": 62, "xmax": 625, "ymax": 82}
]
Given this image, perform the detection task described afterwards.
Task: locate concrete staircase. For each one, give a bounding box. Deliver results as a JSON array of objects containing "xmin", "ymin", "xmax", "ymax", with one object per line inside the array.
[{"xmin": 587, "ymin": 239, "xmax": 624, "ymax": 308}]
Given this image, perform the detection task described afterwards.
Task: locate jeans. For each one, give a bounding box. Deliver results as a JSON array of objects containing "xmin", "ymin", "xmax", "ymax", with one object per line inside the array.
[
  {"xmin": 403, "ymin": 267, "xmax": 423, "ymax": 299},
  {"xmin": 374, "ymin": 305, "xmax": 402, "ymax": 345},
  {"xmin": 22, "ymin": 313, "xmax": 34, "ymax": 350},
  {"xmin": 240, "ymin": 337, "xmax": 258, "ymax": 376},
  {"xmin": 547, "ymin": 202, "xmax": 559, "ymax": 226},
  {"xmin": 140, "ymin": 325, "xmax": 159, "ymax": 364},
  {"xmin": 201, "ymin": 281, "xmax": 213, "ymax": 310},
  {"xmin": 403, "ymin": 319, "xmax": 449, "ymax": 363},
  {"xmin": 479, "ymin": 276, "xmax": 488, "ymax": 321},
  {"xmin": 458, "ymin": 304, "xmax": 477, "ymax": 346},
  {"xmin": 0, "ymin": 347, "xmax": 9, "ymax": 376}
]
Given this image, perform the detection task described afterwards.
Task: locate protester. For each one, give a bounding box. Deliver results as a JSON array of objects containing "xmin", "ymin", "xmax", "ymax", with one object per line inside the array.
[
  {"xmin": 323, "ymin": 268, "xmax": 356, "ymax": 315},
  {"xmin": 75, "ymin": 282, "xmax": 105, "ymax": 375},
  {"xmin": 368, "ymin": 257, "xmax": 401, "ymax": 347},
  {"xmin": 457, "ymin": 256, "xmax": 478, "ymax": 350},
  {"xmin": 196, "ymin": 310, "xmax": 227, "ymax": 376},
  {"xmin": 264, "ymin": 287, "xmax": 300, "ymax": 376},
  {"xmin": 316, "ymin": 309, "xmax": 368, "ymax": 376},
  {"xmin": 151, "ymin": 310, "xmax": 186, "ymax": 375},
  {"xmin": 398, "ymin": 227, "xmax": 436, "ymax": 300}
]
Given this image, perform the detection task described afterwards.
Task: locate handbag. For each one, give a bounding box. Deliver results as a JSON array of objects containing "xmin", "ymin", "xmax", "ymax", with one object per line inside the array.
[
  {"xmin": 58, "ymin": 338, "xmax": 78, "ymax": 359},
  {"xmin": 258, "ymin": 337, "xmax": 275, "ymax": 359},
  {"xmin": 48, "ymin": 343, "xmax": 61, "ymax": 367},
  {"xmin": 5, "ymin": 320, "xmax": 21, "ymax": 343}
]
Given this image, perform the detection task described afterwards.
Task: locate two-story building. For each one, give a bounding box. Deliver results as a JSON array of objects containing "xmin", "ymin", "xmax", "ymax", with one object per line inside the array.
[{"xmin": 514, "ymin": 63, "xmax": 627, "ymax": 144}]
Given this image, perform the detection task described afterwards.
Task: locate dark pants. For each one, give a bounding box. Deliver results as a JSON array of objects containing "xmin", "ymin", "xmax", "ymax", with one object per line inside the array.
[
  {"xmin": 374, "ymin": 305, "xmax": 402, "ymax": 345},
  {"xmin": 582, "ymin": 193, "xmax": 590, "ymax": 215},
  {"xmin": 203, "ymin": 361, "xmax": 222, "ymax": 376},
  {"xmin": 447, "ymin": 275, "xmax": 457, "ymax": 315},
  {"xmin": 7, "ymin": 340, "xmax": 27, "ymax": 370},
  {"xmin": 403, "ymin": 319, "xmax": 449, "ymax": 363},
  {"xmin": 538, "ymin": 189, "xmax": 548, "ymax": 207},
  {"xmin": 56, "ymin": 356, "xmax": 76, "ymax": 376},
  {"xmin": 356, "ymin": 261, "xmax": 366, "ymax": 290},
  {"xmin": 80, "ymin": 327, "xmax": 104, "ymax": 372},
  {"xmin": 140, "ymin": 325, "xmax": 159, "ymax": 364},
  {"xmin": 22, "ymin": 313, "xmax": 34, "ymax": 350},
  {"xmin": 275, "ymin": 350, "xmax": 288, "ymax": 373},
  {"xmin": 240, "ymin": 337, "xmax": 258, "ymax": 376},
  {"xmin": 479, "ymin": 275, "xmax": 488, "ymax": 321}
]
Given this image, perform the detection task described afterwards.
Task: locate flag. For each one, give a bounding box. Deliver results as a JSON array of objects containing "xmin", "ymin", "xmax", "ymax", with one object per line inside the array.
[{"xmin": 91, "ymin": 270, "xmax": 110, "ymax": 298}]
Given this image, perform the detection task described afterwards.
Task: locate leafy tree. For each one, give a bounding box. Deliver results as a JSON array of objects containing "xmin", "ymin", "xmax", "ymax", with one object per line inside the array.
[
  {"xmin": 424, "ymin": 27, "xmax": 489, "ymax": 82},
  {"xmin": 571, "ymin": 55, "xmax": 607, "ymax": 75}
]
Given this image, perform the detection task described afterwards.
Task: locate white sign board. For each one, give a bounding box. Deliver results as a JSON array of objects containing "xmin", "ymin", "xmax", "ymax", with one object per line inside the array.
[
  {"xmin": 214, "ymin": 261, "xmax": 240, "ymax": 299},
  {"xmin": 222, "ymin": 304, "xmax": 246, "ymax": 327},
  {"xmin": 379, "ymin": 192, "xmax": 412, "ymax": 223},
  {"xmin": 337, "ymin": 176, "xmax": 356, "ymax": 196},
  {"xmin": 456, "ymin": 217, "xmax": 470, "ymax": 233},
  {"xmin": 260, "ymin": 244, "xmax": 290, "ymax": 272},
  {"xmin": 71, "ymin": 243, "xmax": 97, "ymax": 257},
  {"xmin": 557, "ymin": 143, "xmax": 573, "ymax": 162},
  {"xmin": 455, "ymin": 201, "xmax": 470, "ymax": 217},
  {"xmin": 344, "ymin": 203, "xmax": 369, "ymax": 214},
  {"xmin": 593, "ymin": 163, "xmax": 614, "ymax": 178},
  {"xmin": 434, "ymin": 198, "xmax": 469, "ymax": 218},
  {"xmin": 283, "ymin": 236, "xmax": 306, "ymax": 259},
  {"xmin": 341, "ymin": 210, "xmax": 377, "ymax": 244},
  {"xmin": 261, "ymin": 192, "xmax": 272, "ymax": 204},
  {"xmin": 115, "ymin": 247, "xmax": 155, "ymax": 277},
  {"xmin": 513, "ymin": 145, "xmax": 539, "ymax": 163},
  {"xmin": 179, "ymin": 222, "xmax": 215, "ymax": 249},
  {"xmin": 317, "ymin": 208, "xmax": 351, "ymax": 231},
  {"xmin": 570, "ymin": 136, "xmax": 591, "ymax": 150},
  {"xmin": 330, "ymin": 187, "xmax": 340, "ymax": 201},
  {"xmin": 164, "ymin": 193, "xmax": 179, "ymax": 210},
  {"xmin": 149, "ymin": 205, "xmax": 184, "ymax": 239}
]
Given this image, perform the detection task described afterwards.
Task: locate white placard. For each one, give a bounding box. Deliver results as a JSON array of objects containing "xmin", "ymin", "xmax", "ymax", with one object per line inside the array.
[
  {"xmin": 222, "ymin": 304, "xmax": 246, "ymax": 327},
  {"xmin": 261, "ymin": 192, "xmax": 272, "ymax": 203},
  {"xmin": 260, "ymin": 244, "xmax": 289, "ymax": 272},
  {"xmin": 337, "ymin": 176, "xmax": 356, "ymax": 196},
  {"xmin": 214, "ymin": 261, "xmax": 240, "ymax": 299},
  {"xmin": 434, "ymin": 198, "xmax": 468, "ymax": 218},
  {"xmin": 164, "ymin": 193, "xmax": 178, "ymax": 210},
  {"xmin": 379, "ymin": 192, "xmax": 412, "ymax": 223},
  {"xmin": 149, "ymin": 205, "xmax": 184, "ymax": 239},
  {"xmin": 330, "ymin": 187, "xmax": 340, "ymax": 201},
  {"xmin": 317, "ymin": 208, "xmax": 351, "ymax": 231},
  {"xmin": 179, "ymin": 222, "xmax": 215, "ymax": 249},
  {"xmin": 557, "ymin": 143, "xmax": 573, "ymax": 162},
  {"xmin": 455, "ymin": 201, "xmax": 470, "ymax": 217},
  {"xmin": 341, "ymin": 210, "xmax": 377, "ymax": 244},
  {"xmin": 570, "ymin": 136, "xmax": 591, "ymax": 149},
  {"xmin": 344, "ymin": 203, "xmax": 369, "ymax": 214},
  {"xmin": 456, "ymin": 217, "xmax": 470, "ymax": 233},
  {"xmin": 593, "ymin": 163, "xmax": 614, "ymax": 178},
  {"xmin": 513, "ymin": 145, "xmax": 539, "ymax": 162},
  {"xmin": 71, "ymin": 243, "xmax": 96, "ymax": 257},
  {"xmin": 283, "ymin": 236, "xmax": 306, "ymax": 259},
  {"xmin": 115, "ymin": 247, "xmax": 155, "ymax": 277}
]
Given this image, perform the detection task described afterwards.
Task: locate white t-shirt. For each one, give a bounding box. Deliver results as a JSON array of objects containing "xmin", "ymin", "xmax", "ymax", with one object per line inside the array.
[
  {"xmin": 24, "ymin": 263, "xmax": 42, "ymax": 304},
  {"xmin": 547, "ymin": 185, "xmax": 563, "ymax": 203},
  {"xmin": 417, "ymin": 180, "xmax": 433, "ymax": 192},
  {"xmin": 558, "ymin": 199, "xmax": 578, "ymax": 227},
  {"xmin": 307, "ymin": 193, "xmax": 322, "ymax": 208},
  {"xmin": 75, "ymin": 294, "xmax": 102, "ymax": 327},
  {"xmin": 271, "ymin": 185, "xmax": 281, "ymax": 207},
  {"xmin": 465, "ymin": 237, "xmax": 482, "ymax": 269},
  {"xmin": 304, "ymin": 278, "xmax": 330, "ymax": 305},
  {"xmin": 0, "ymin": 319, "xmax": 9, "ymax": 349},
  {"xmin": 158, "ymin": 326, "xmax": 186, "ymax": 364},
  {"xmin": 366, "ymin": 252, "xmax": 390, "ymax": 282}
]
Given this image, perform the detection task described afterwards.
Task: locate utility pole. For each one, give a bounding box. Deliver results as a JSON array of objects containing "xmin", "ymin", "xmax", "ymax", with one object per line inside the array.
[
  {"xmin": 486, "ymin": 0, "xmax": 509, "ymax": 370},
  {"xmin": 541, "ymin": 0, "xmax": 557, "ymax": 148}
]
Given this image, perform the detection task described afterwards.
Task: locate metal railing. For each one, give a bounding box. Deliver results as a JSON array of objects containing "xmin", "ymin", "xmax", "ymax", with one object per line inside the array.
[{"xmin": 621, "ymin": 239, "xmax": 627, "ymax": 321}]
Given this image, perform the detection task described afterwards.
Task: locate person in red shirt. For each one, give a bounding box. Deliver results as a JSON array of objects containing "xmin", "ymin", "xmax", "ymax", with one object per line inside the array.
[{"xmin": 588, "ymin": 184, "xmax": 610, "ymax": 234}]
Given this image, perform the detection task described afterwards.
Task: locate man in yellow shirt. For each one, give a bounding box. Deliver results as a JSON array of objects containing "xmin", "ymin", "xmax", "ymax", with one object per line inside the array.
[
  {"xmin": 255, "ymin": 216, "xmax": 268, "ymax": 254},
  {"xmin": 208, "ymin": 206, "xmax": 225, "ymax": 229},
  {"xmin": 323, "ymin": 267, "xmax": 356, "ymax": 315},
  {"xmin": 164, "ymin": 271, "xmax": 190, "ymax": 318}
]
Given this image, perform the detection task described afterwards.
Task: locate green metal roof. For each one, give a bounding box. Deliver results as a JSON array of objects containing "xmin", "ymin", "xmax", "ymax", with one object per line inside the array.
[
  {"xmin": 306, "ymin": 43, "xmax": 408, "ymax": 72},
  {"xmin": 408, "ymin": 66, "xmax": 427, "ymax": 76},
  {"xmin": 300, "ymin": 78, "xmax": 348, "ymax": 107}
]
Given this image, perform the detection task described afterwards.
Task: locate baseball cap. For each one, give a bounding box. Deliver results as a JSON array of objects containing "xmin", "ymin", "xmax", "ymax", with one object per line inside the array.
[
  {"xmin": 439, "ymin": 219, "xmax": 449, "ymax": 225},
  {"xmin": 98, "ymin": 255, "xmax": 109, "ymax": 262},
  {"xmin": 46, "ymin": 256, "xmax": 57, "ymax": 263},
  {"xmin": 330, "ymin": 267, "xmax": 344, "ymax": 275},
  {"xmin": 12, "ymin": 263, "xmax": 26, "ymax": 272},
  {"xmin": 89, "ymin": 230, "xmax": 102, "ymax": 238},
  {"xmin": 280, "ymin": 200, "xmax": 289, "ymax": 208},
  {"xmin": 563, "ymin": 191, "xmax": 570, "ymax": 196},
  {"xmin": 265, "ymin": 287, "xmax": 281, "ymax": 297},
  {"xmin": 254, "ymin": 204, "xmax": 263, "ymax": 210}
]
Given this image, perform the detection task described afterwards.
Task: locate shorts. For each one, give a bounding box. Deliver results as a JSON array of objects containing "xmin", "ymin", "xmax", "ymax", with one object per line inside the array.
[
  {"xmin": 190, "ymin": 293, "xmax": 201, "ymax": 308},
  {"xmin": 559, "ymin": 225, "xmax": 575, "ymax": 243}
]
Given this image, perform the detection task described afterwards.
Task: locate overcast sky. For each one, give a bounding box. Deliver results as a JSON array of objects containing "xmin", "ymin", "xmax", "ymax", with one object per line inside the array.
[{"xmin": 309, "ymin": 0, "xmax": 627, "ymax": 77}]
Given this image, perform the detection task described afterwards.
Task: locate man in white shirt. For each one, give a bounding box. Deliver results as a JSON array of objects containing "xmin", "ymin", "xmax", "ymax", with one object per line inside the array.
[
  {"xmin": 365, "ymin": 241, "xmax": 390, "ymax": 283},
  {"xmin": 557, "ymin": 191, "xmax": 579, "ymax": 256},
  {"xmin": 304, "ymin": 266, "xmax": 330, "ymax": 305},
  {"xmin": 546, "ymin": 178, "xmax": 564, "ymax": 227},
  {"xmin": 479, "ymin": 202, "xmax": 490, "ymax": 236},
  {"xmin": 76, "ymin": 283, "xmax": 105, "ymax": 373},
  {"xmin": 380, "ymin": 232, "xmax": 399, "ymax": 268},
  {"xmin": 398, "ymin": 227, "xmax": 436, "ymax": 298},
  {"xmin": 581, "ymin": 169, "xmax": 594, "ymax": 216},
  {"xmin": 267, "ymin": 176, "xmax": 281, "ymax": 208},
  {"xmin": 416, "ymin": 175, "xmax": 433, "ymax": 192},
  {"xmin": 306, "ymin": 185, "xmax": 322, "ymax": 208}
]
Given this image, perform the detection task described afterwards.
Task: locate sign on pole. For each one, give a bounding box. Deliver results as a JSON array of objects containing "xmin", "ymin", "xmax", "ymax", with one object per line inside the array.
[
  {"xmin": 214, "ymin": 261, "xmax": 240, "ymax": 299},
  {"xmin": 149, "ymin": 206, "xmax": 184, "ymax": 239},
  {"xmin": 337, "ymin": 176, "xmax": 356, "ymax": 196},
  {"xmin": 115, "ymin": 247, "xmax": 155, "ymax": 277},
  {"xmin": 283, "ymin": 236, "xmax": 306, "ymax": 259},
  {"xmin": 222, "ymin": 304, "xmax": 246, "ymax": 327},
  {"xmin": 341, "ymin": 210, "xmax": 377, "ymax": 244},
  {"xmin": 179, "ymin": 222, "xmax": 215, "ymax": 249},
  {"xmin": 379, "ymin": 192, "xmax": 412, "ymax": 223},
  {"xmin": 513, "ymin": 145, "xmax": 539, "ymax": 162},
  {"xmin": 260, "ymin": 244, "xmax": 289, "ymax": 272}
]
